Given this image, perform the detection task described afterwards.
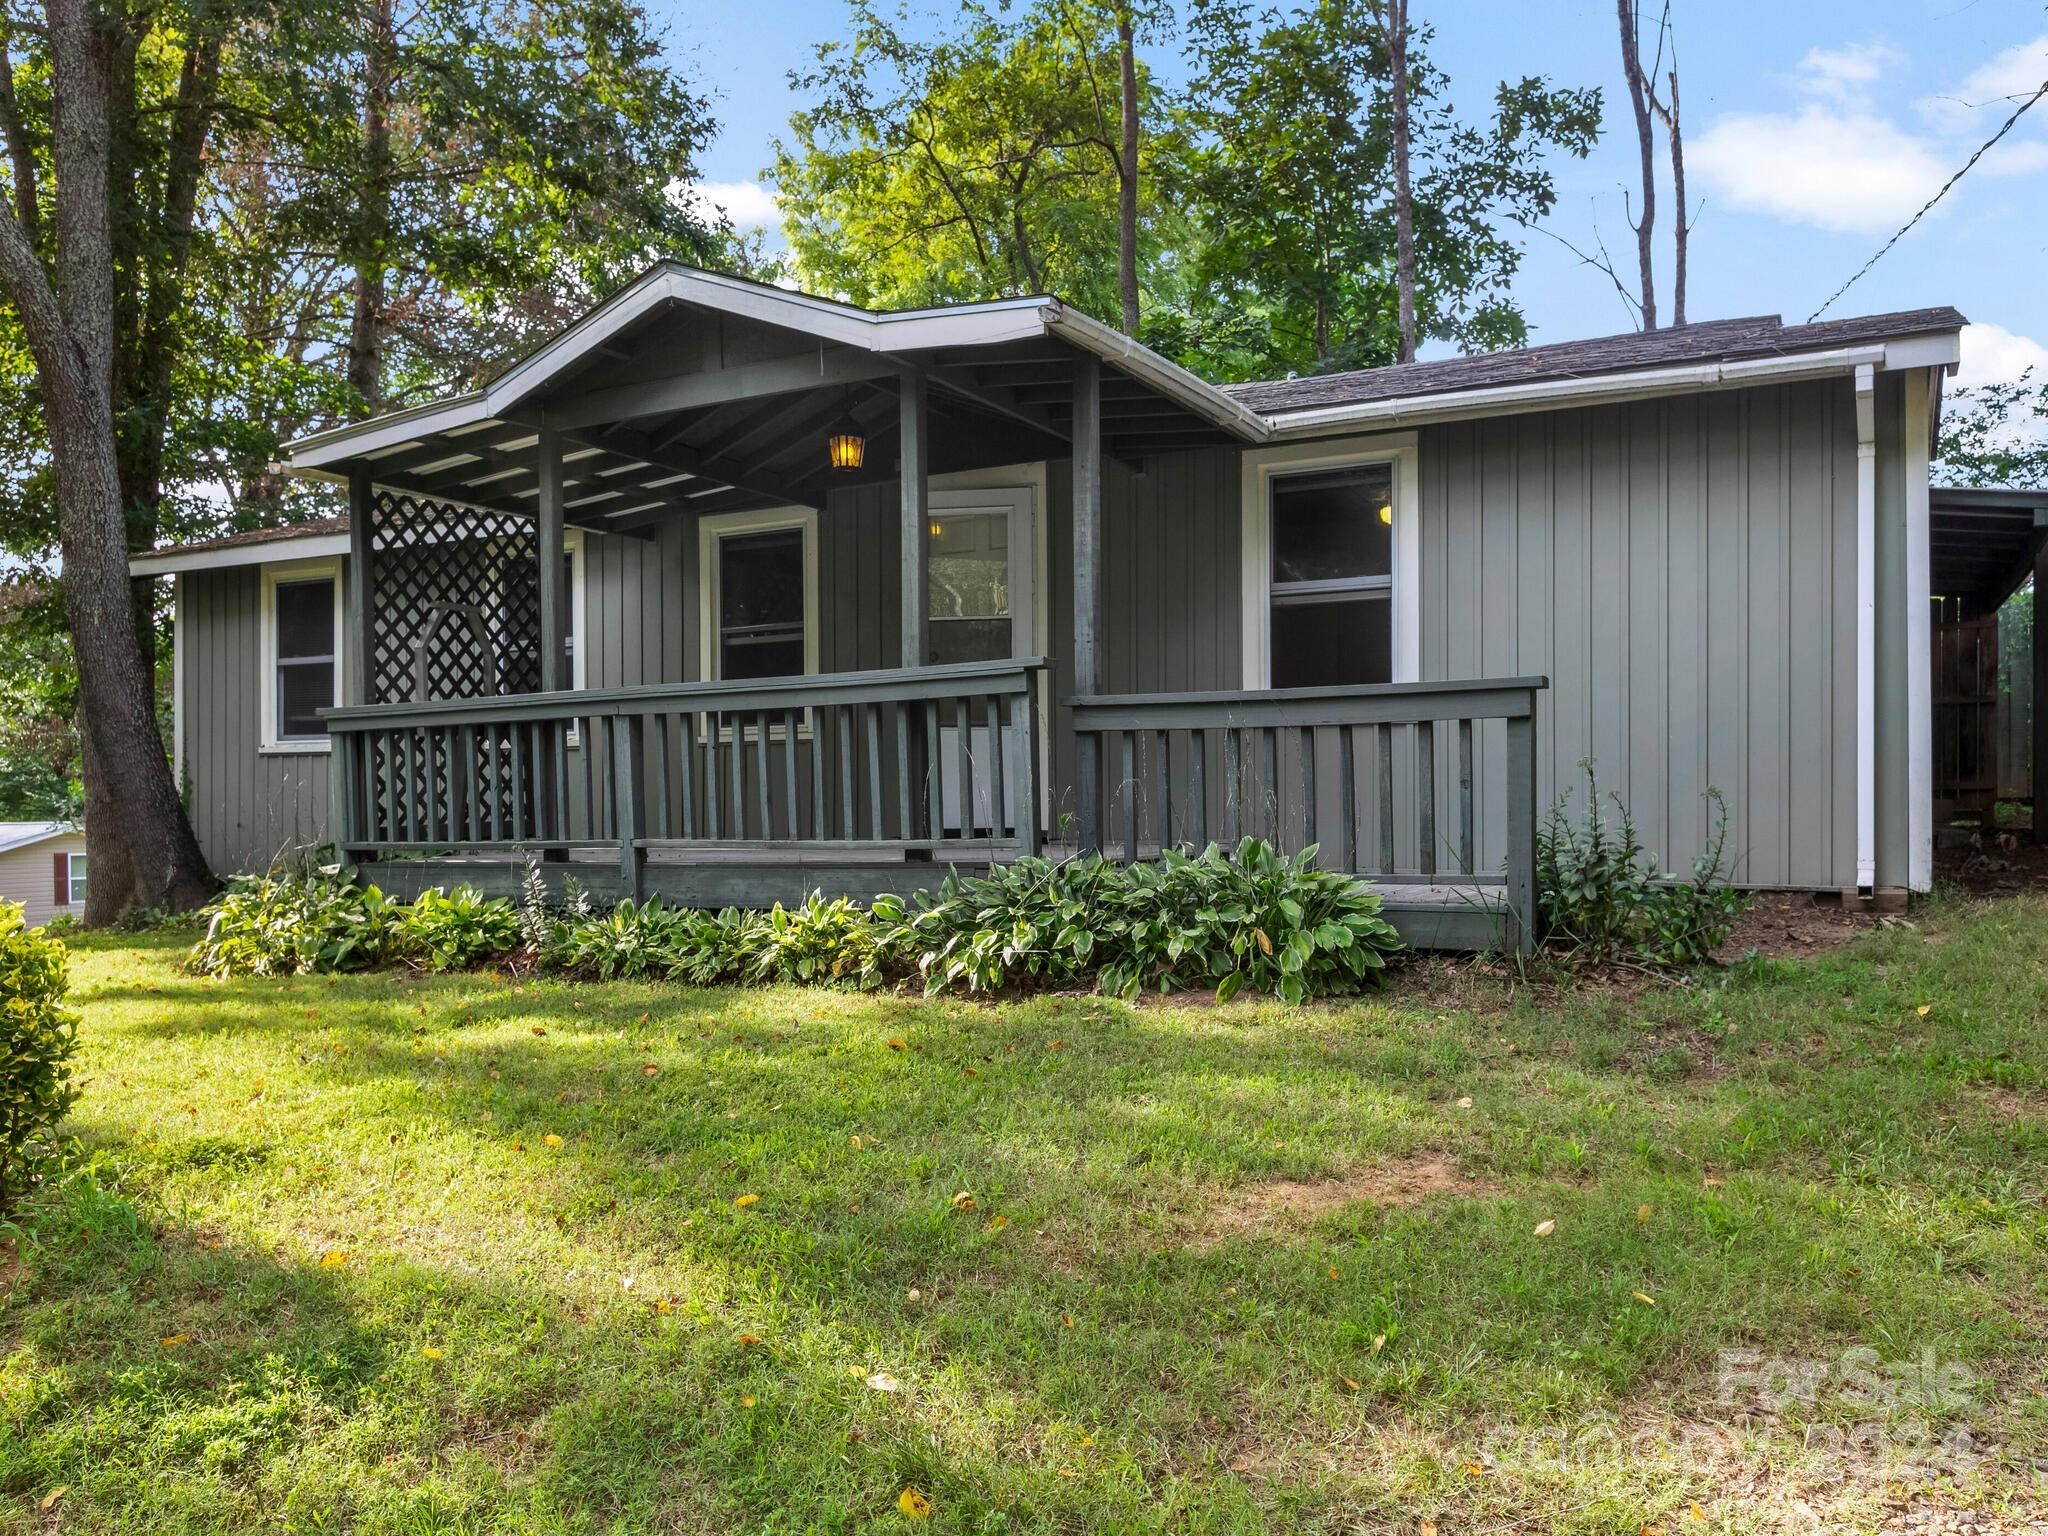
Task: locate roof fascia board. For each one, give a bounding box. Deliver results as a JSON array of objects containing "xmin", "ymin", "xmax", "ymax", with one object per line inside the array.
[
  {"xmin": 1883, "ymin": 331, "xmax": 1963, "ymax": 371},
  {"xmin": 1261, "ymin": 345, "xmax": 1892, "ymax": 438},
  {"xmin": 130, "ymin": 533, "xmax": 352, "ymax": 575},
  {"xmin": 1046, "ymin": 305, "xmax": 1272, "ymax": 441}
]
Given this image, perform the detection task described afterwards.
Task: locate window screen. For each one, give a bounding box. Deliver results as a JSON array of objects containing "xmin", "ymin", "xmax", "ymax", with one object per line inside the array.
[
  {"xmin": 717, "ymin": 528, "xmax": 806, "ymax": 680},
  {"xmin": 1269, "ymin": 466, "xmax": 1393, "ymax": 688},
  {"xmin": 274, "ymin": 576, "xmax": 337, "ymax": 739}
]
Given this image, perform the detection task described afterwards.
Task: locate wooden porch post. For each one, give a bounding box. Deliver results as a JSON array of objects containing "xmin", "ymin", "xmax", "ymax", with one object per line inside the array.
[
  {"xmin": 1072, "ymin": 353, "xmax": 1103, "ymax": 852},
  {"xmin": 900, "ymin": 374, "xmax": 930, "ymax": 669},
  {"xmin": 2034, "ymin": 530, "xmax": 2047, "ymax": 843},
  {"xmin": 537, "ymin": 425, "xmax": 568, "ymax": 692},
  {"xmin": 346, "ymin": 463, "xmax": 375, "ymax": 705}
]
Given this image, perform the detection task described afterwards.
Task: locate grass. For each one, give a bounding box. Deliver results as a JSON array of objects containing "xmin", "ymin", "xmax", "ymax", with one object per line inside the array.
[{"xmin": 4, "ymin": 895, "xmax": 2048, "ymax": 1533}]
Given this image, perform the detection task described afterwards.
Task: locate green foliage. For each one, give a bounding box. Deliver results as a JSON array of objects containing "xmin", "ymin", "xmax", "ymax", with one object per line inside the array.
[
  {"xmin": 1167, "ymin": 0, "xmax": 1601, "ymax": 379},
  {"xmin": 1537, "ymin": 762, "xmax": 1749, "ymax": 970},
  {"xmin": 191, "ymin": 846, "xmax": 1402, "ymax": 1004},
  {"xmin": 883, "ymin": 839, "xmax": 1402, "ymax": 1003},
  {"xmin": 772, "ymin": 0, "xmax": 1176, "ymax": 321},
  {"xmin": 1936, "ymin": 368, "xmax": 2048, "ymax": 489},
  {"xmin": 188, "ymin": 871, "xmax": 402, "ymax": 978},
  {"xmin": 392, "ymin": 885, "xmax": 522, "ymax": 972},
  {"xmin": 0, "ymin": 902, "xmax": 81, "ymax": 1221}
]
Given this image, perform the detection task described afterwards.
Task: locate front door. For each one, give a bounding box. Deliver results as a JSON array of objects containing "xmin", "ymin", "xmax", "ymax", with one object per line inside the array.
[{"xmin": 929, "ymin": 488, "xmax": 1034, "ymax": 833}]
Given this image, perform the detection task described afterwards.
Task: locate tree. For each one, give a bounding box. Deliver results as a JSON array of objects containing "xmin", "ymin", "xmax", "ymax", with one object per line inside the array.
[
  {"xmin": 0, "ymin": 0, "xmax": 215, "ymax": 919},
  {"xmin": 1938, "ymin": 371, "xmax": 2048, "ymax": 489},
  {"xmin": 772, "ymin": 0, "xmax": 1176, "ymax": 332},
  {"xmin": 1172, "ymin": 0, "xmax": 1598, "ymax": 380},
  {"xmin": 1615, "ymin": 0, "xmax": 1657, "ymax": 329},
  {"xmin": 1380, "ymin": 0, "xmax": 1416, "ymax": 363}
]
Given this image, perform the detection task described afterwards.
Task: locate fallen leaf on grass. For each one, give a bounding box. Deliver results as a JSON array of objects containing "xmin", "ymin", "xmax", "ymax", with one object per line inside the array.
[
  {"xmin": 1371, "ymin": 1333, "xmax": 1387, "ymax": 1354},
  {"xmin": 1916, "ymin": 1004, "xmax": 1932, "ymax": 1017},
  {"xmin": 740, "ymin": 1395, "xmax": 756, "ymax": 1408},
  {"xmin": 642, "ymin": 1063, "xmax": 660, "ymax": 1077},
  {"xmin": 738, "ymin": 1333, "xmax": 762, "ymax": 1346},
  {"xmin": 985, "ymin": 1215, "xmax": 1009, "ymax": 1232},
  {"xmin": 1637, "ymin": 1203, "xmax": 1654, "ymax": 1224},
  {"xmin": 39, "ymin": 1486, "xmax": 65, "ymax": 1511},
  {"xmin": 531, "ymin": 1026, "xmax": 547, "ymax": 1036},
  {"xmin": 733, "ymin": 1193, "xmax": 760, "ymax": 1208},
  {"xmin": 887, "ymin": 1039, "xmax": 907, "ymax": 1052},
  {"xmin": 906, "ymin": 1288, "xmax": 922, "ymax": 1303},
  {"xmin": 1419, "ymin": 1523, "xmax": 1436, "ymax": 1536},
  {"xmin": 319, "ymin": 1249, "xmax": 350, "ymax": 1268},
  {"xmin": 421, "ymin": 1345, "xmax": 443, "ymax": 1359},
  {"xmin": 160, "ymin": 1334, "xmax": 190, "ymax": 1348},
  {"xmin": 950, "ymin": 1191, "xmax": 976, "ymax": 1211},
  {"xmin": 1463, "ymin": 1462, "xmax": 1486, "ymax": 1477},
  {"xmin": 1532, "ymin": 1218, "xmax": 1555, "ymax": 1238},
  {"xmin": 1454, "ymin": 1096, "xmax": 1473, "ymax": 1110},
  {"xmin": 1631, "ymin": 1291, "xmax": 1657, "ymax": 1307},
  {"xmin": 898, "ymin": 1488, "xmax": 933, "ymax": 1518},
  {"xmin": 865, "ymin": 1371, "xmax": 902, "ymax": 1392},
  {"xmin": 1338, "ymin": 1373, "xmax": 1360, "ymax": 1391}
]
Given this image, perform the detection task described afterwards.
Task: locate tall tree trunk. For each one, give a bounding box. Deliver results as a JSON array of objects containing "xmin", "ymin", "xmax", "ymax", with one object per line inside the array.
[
  {"xmin": 1650, "ymin": 60, "xmax": 1686, "ymax": 327},
  {"xmin": 1115, "ymin": 5, "xmax": 1140, "ymax": 337},
  {"xmin": 0, "ymin": 0, "xmax": 215, "ymax": 921},
  {"xmin": 1615, "ymin": 0, "xmax": 1657, "ymax": 329},
  {"xmin": 1387, "ymin": 0, "xmax": 1416, "ymax": 363},
  {"xmin": 348, "ymin": 0, "xmax": 396, "ymax": 414}
]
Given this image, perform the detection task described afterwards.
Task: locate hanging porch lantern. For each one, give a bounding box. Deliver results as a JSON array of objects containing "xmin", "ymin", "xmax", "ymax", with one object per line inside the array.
[{"xmin": 826, "ymin": 389, "xmax": 865, "ymax": 472}]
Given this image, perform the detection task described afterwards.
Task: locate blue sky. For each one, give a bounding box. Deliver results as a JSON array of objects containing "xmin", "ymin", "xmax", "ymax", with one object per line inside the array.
[{"xmin": 661, "ymin": 0, "xmax": 2048, "ymax": 387}]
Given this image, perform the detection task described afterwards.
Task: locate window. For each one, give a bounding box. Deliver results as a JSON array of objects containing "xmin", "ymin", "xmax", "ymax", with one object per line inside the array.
[
  {"xmin": 928, "ymin": 511, "xmax": 1013, "ymax": 664},
  {"xmin": 1268, "ymin": 465, "xmax": 1393, "ymax": 688},
  {"xmin": 65, "ymin": 852, "xmax": 85, "ymax": 907},
  {"xmin": 1239, "ymin": 433, "xmax": 1418, "ymax": 689},
  {"xmin": 261, "ymin": 561, "xmax": 342, "ymax": 751},
  {"xmin": 700, "ymin": 510, "xmax": 817, "ymax": 682}
]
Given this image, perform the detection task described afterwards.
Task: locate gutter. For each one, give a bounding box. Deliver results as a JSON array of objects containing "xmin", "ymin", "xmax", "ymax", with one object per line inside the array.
[
  {"xmin": 1258, "ymin": 345, "xmax": 1893, "ymax": 438},
  {"xmin": 1854, "ymin": 363, "xmax": 1878, "ymax": 892},
  {"xmin": 1045, "ymin": 302, "xmax": 1273, "ymax": 442}
]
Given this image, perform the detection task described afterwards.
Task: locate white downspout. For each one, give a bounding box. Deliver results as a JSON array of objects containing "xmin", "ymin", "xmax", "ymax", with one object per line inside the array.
[{"xmin": 1855, "ymin": 363, "xmax": 1877, "ymax": 892}]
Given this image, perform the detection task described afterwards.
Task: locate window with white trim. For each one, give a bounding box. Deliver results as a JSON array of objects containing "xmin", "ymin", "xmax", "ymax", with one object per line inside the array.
[
  {"xmin": 261, "ymin": 561, "xmax": 342, "ymax": 750},
  {"xmin": 1267, "ymin": 464, "xmax": 1394, "ymax": 688},
  {"xmin": 65, "ymin": 851, "xmax": 86, "ymax": 907},
  {"xmin": 699, "ymin": 510, "xmax": 818, "ymax": 682}
]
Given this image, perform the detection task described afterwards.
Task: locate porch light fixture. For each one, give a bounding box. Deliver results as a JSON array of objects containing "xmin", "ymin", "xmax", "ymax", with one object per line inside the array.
[
  {"xmin": 825, "ymin": 390, "xmax": 865, "ymax": 473},
  {"xmin": 1378, "ymin": 503, "xmax": 1394, "ymax": 526}
]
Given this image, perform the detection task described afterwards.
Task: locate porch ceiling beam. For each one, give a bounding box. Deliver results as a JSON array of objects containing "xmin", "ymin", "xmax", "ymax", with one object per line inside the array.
[
  {"xmin": 538, "ymin": 348, "xmax": 909, "ymax": 432},
  {"xmin": 557, "ymin": 423, "xmax": 821, "ymax": 511},
  {"xmin": 925, "ymin": 363, "xmax": 1072, "ymax": 445}
]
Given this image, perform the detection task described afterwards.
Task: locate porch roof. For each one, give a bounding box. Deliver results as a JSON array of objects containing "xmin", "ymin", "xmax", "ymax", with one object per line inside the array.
[
  {"xmin": 284, "ymin": 264, "xmax": 1265, "ymax": 532},
  {"xmin": 1930, "ymin": 485, "xmax": 2048, "ymax": 615}
]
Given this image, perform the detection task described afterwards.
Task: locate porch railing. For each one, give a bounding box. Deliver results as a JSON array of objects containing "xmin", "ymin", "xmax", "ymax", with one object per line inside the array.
[
  {"xmin": 323, "ymin": 658, "xmax": 1045, "ymax": 890},
  {"xmin": 1069, "ymin": 676, "xmax": 1546, "ymax": 949}
]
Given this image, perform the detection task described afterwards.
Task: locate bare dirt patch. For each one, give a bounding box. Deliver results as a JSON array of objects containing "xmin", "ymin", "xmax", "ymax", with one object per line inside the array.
[
  {"xmin": 1713, "ymin": 890, "xmax": 1881, "ymax": 964},
  {"xmin": 1197, "ymin": 1153, "xmax": 1496, "ymax": 1244}
]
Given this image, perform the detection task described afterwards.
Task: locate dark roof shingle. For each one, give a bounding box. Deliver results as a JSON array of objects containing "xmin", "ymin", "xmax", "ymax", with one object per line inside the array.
[
  {"xmin": 142, "ymin": 515, "xmax": 349, "ymax": 559},
  {"xmin": 1224, "ymin": 306, "xmax": 1968, "ymax": 415}
]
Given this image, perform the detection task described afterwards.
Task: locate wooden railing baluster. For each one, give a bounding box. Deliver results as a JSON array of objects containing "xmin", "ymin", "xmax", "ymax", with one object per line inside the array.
[
  {"xmin": 1416, "ymin": 719, "xmax": 1436, "ymax": 880},
  {"xmin": 1458, "ymin": 717, "xmax": 1475, "ymax": 878}
]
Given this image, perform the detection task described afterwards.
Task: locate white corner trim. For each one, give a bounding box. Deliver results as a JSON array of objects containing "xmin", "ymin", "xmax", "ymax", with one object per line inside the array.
[
  {"xmin": 1854, "ymin": 362, "xmax": 1877, "ymax": 891},
  {"xmin": 258, "ymin": 556, "xmax": 344, "ymax": 755},
  {"xmin": 696, "ymin": 505, "xmax": 821, "ymax": 683},
  {"xmin": 1905, "ymin": 369, "xmax": 1935, "ymax": 893},
  {"xmin": 1239, "ymin": 431, "xmax": 1420, "ymax": 689},
  {"xmin": 171, "ymin": 571, "xmax": 185, "ymax": 788}
]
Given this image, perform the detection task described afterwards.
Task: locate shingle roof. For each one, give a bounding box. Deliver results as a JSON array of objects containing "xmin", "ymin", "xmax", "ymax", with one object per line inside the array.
[
  {"xmin": 140, "ymin": 516, "xmax": 349, "ymax": 559},
  {"xmin": 0, "ymin": 821, "xmax": 76, "ymax": 855},
  {"xmin": 1224, "ymin": 307, "xmax": 1969, "ymax": 415}
]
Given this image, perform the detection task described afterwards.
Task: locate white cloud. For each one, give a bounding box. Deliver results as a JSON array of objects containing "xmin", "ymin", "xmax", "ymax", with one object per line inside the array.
[
  {"xmin": 1691, "ymin": 106, "xmax": 1949, "ymax": 234},
  {"xmin": 1793, "ymin": 40, "xmax": 1904, "ymax": 102},
  {"xmin": 680, "ymin": 180, "xmax": 783, "ymax": 232},
  {"xmin": 1693, "ymin": 34, "xmax": 2048, "ymax": 236},
  {"xmin": 1954, "ymin": 321, "xmax": 2048, "ymax": 391}
]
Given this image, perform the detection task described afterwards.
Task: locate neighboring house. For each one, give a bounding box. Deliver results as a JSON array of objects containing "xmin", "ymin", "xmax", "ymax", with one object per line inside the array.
[
  {"xmin": 0, "ymin": 823, "xmax": 88, "ymax": 928},
  {"xmin": 132, "ymin": 264, "xmax": 1971, "ymax": 949}
]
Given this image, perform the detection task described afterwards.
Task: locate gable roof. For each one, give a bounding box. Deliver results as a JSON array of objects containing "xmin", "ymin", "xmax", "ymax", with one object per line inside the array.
[
  {"xmin": 129, "ymin": 516, "xmax": 351, "ymax": 575},
  {"xmin": 0, "ymin": 822, "xmax": 78, "ymax": 856},
  {"xmin": 1228, "ymin": 307, "xmax": 1969, "ymax": 416}
]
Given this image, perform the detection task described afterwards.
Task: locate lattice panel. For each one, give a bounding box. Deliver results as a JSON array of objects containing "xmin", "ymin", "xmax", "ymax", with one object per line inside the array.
[{"xmin": 367, "ymin": 489, "xmax": 541, "ymax": 704}]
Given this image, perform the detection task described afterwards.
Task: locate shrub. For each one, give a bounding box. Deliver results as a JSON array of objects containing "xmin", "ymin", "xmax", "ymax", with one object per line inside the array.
[
  {"xmin": 733, "ymin": 893, "xmax": 886, "ymax": 987},
  {"xmin": 392, "ymin": 884, "xmax": 521, "ymax": 971},
  {"xmin": 0, "ymin": 903, "xmax": 81, "ymax": 1220},
  {"xmin": 883, "ymin": 839, "xmax": 1402, "ymax": 1003},
  {"xmin": 547, "ymin": 895, "xmax": 701, "ymax": 981},
  {"xmin": 188, "ymin": 869, "xmax": 399, "ymax": 977},
  {"xmin": 1537, "ymin": 761, "xmax": 1749, "ymax": 969}
]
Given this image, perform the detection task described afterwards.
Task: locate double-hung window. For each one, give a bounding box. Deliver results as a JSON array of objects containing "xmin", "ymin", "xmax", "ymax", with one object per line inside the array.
[
  {"xmin": 1267, "ymin": 464, "xmax": 1394, "ymax": 689},
  {"xmin": 63, "ymin": 851, "xmax": 85, "ymax": 907},
  {"xmin": 262, "ymin": 562, "xmax": 342, "ymax": 750}
]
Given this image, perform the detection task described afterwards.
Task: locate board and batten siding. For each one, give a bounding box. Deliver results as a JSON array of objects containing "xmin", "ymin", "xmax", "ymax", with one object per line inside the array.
[
  {"xmin": 176, "ymin": 372, "xmax": 1914, "ymax": 892},
  {"xmin": 1413, "ymin": 373, "xmax": 1910, "ymax": 891},
  {"xmin": 178, "ymin": 566, "xmax": 335, "ymax": 874},
  {"xmin": 0, "ymin": 831, "xmax": 87, "ymax": 928}
]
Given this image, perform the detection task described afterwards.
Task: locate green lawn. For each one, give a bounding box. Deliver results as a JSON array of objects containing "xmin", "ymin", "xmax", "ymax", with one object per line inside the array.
[{"xmin": 5, "ymin": 895, "xmax": 2048, "ymax": 1533}]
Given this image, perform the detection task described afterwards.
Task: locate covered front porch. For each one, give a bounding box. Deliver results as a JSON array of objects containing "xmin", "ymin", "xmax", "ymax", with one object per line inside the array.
[{"xmin": 295, "ymin": 267, "xmax": 1542, "ymax": 950}]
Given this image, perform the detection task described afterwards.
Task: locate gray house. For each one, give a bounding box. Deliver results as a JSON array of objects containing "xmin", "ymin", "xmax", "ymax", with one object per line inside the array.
[{"xmin": 134, "ymin": 265, "xmax": 1966, "ymax": 949}]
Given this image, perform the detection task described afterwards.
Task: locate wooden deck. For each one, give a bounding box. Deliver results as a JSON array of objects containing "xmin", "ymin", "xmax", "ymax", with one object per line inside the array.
[{"xmin": 326, "ymin": 666, "xmax": 1544, "ymax": 953}]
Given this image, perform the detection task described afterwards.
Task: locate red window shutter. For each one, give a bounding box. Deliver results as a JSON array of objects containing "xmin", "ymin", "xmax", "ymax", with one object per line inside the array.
[{"xmin": 53, "ymin": 852, "xmax": 69, "ymax": 906}]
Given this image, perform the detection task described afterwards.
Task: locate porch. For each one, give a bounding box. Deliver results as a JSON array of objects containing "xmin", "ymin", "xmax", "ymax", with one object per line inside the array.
[{"xmin": 301, "ymin": 266, "xmax": 1544, "ymax": 950}]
